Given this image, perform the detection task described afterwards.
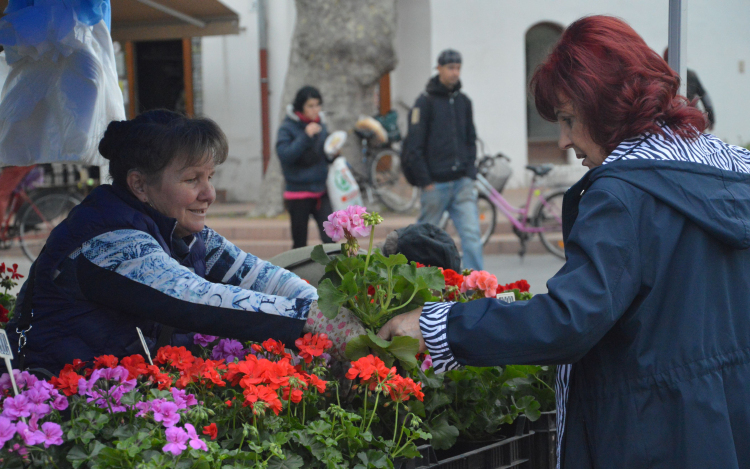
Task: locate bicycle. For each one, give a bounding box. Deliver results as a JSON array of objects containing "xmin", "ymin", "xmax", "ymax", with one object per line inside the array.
[
  {"xmin": 439, "ymin": 153, "xmax": 567, "ymax": 259},
  {"xmin": 0, "ymin": 168, "xmax": 82, "ymax": 261},
  {"xmin": 347, "ymin": 127, "xmax": 420, "ymax": 213}
]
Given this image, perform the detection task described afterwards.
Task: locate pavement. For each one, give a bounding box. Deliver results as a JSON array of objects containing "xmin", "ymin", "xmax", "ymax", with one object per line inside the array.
[{"xmin": 0, "ymin": 187, "xmax": 565, "ymax": 296}]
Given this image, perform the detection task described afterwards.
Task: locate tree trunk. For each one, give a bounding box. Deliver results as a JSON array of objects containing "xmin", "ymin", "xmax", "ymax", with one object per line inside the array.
[{"xmin": 253, "ymin": 0, "xmax": 397, "ymax": 217}]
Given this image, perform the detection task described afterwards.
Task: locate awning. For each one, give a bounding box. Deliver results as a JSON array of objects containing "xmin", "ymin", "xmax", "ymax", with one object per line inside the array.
[
  {"xmin": 0, "ymin": 0, "xmax": 240, "ymax": 43},
  {"xmin": 110, "ymin": 0, "xmax": 240, "ymax": 42}
]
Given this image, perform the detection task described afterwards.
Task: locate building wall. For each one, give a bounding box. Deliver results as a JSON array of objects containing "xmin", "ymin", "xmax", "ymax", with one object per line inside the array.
[
  {"xmin": 201, "ymin": 0, "xmax": 750, "ymax": 200},
  {"xmin": 201, "ymin": 0, "xmax": 263, "ymax": 202}
]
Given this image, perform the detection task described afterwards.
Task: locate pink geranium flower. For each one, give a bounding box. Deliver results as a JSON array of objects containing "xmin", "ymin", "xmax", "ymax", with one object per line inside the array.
[
  {"xmin": 346, "ymin": 205, "xmax": 372, "ymax": 238},
  {"xmin": 40, "ymin": 422, "xmax": 63, "ymax": 448},
  {"xmin": 2, "ymin": 395, "xmax": 32, "ymax": 420},
  {"xmin": 462, "ymin": 270, "xmax": 499, "ymax": 298},
  {"xmin": 0, "ymin": 417, "xmax": 16, "ymax": 448},
  {"xmin": 15, "ymin": 417, "xmax": 44, "ymax": 446},
  {"xmin": 152, "ymin": 401, "xmax": 180, "ymax": 427},
  {"xmin": 185, "ymin": 423, "xmax": 208, "ymax": 451},
  {"xmin": 163, "ymin": 426, "xmax": 189, "ymax": 456},
  {"xmin": 322, "ymin": 210, "xmax": 351, "ymax": 242}
]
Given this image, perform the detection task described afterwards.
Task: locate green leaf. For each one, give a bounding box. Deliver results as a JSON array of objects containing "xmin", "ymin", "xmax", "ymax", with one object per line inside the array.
[
  {"xmin": 372, "ymin": 251, "xmax": 408, "ymax": 268},
  {"xmin": 267, "ymin": 455, "xmax": 304, "ymax": 469},
  {"xmin": 395, "ymin": 442, "xmax": 422, "ymax": 459},
  {"xmin": 341, "ymin": 271, "xmax": 359, "ymax": 296},
  {"xmin": 382, "ymin": 335, "xmax": 420, "ymax": 370},
  {"xmin": 310, "ymin": 244, "xmax": 333, "ymax": 265},
  {"xmin": 406, "ymin": 399, "xmax": 426, "ymax": 418},
  {"xmin": 417, "ymin": 266, "xmax": 446, "ymax": 291},
  {"xmin": 345, "ymin": 334, "xmax": 372, "ymax": 361},
  {"xmin": 66, "ymin": 446, "xmax": 89, "ymax": 466},
  {"xmin": 366, "ymin": 330, "xmax": 392, "ymax": 349},
  {"xmin": 317, "ymin": 278, "xmax": 349, "ymax": 319},
  {"xmin": 425, "ymin": 391, "xmax": 452, "ymax": 414},
  {"xmin": 426, "ymin": 417, "xmax": 459, "ymax": 450},
  {"xmin": 516, "ymin": 395, "xmax": 541, "ymax": 422}
]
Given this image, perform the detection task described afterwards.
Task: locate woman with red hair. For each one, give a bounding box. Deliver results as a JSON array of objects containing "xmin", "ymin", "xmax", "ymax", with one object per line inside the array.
[{"xmin": 379, "ymin": 15, "xmax": 750, "ymax": 469}]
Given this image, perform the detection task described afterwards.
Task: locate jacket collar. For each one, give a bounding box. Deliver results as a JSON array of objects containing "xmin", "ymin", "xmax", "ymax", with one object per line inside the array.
[{"xmin": 426, "ymin": 75, "xmax": 462, "ymax": 96}]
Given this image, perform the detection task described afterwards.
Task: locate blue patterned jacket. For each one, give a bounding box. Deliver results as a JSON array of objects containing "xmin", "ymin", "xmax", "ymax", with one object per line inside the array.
[{"xmin": 7, "ymin": 185, "xmax": 317, "ymax": 374}]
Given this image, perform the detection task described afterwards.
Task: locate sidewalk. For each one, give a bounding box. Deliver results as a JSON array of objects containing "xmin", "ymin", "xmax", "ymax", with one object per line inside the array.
[{"xmin": 206, "ymin": 188, "xmax": 551, "ymax": 259}]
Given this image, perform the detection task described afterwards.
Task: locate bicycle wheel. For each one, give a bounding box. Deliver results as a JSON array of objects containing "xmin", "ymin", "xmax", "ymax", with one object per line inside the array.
[
  {"xmin": 19, "ymin": 192, "xmax": 81, "ymax": 261},
  {"xmin": 370, "ymin": 149, "xmax": 419, "ymax": 212},
  {"xmin": 438, "ymin": 193, "xmax": 496, "ymax": 246},
  {"xmin": 534, "ymin": 188, "xmax": 566, "ymax": 260}
]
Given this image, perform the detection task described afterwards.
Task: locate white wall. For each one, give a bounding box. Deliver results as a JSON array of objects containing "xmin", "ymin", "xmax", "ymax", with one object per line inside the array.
[
  {"xmin": 392, "ymin": 0, "xmax": 432, "ymax": 116},
  {"xmin": 201, "ymin": 0, "xmax": 263, "ymax": 202},
  {"xmin": 266, "ymin": 0, "xmax": 297, "ymax": 143},
  {"xmin": 686, "ymin": 3, "xmax": 750, "ymax": 146}
]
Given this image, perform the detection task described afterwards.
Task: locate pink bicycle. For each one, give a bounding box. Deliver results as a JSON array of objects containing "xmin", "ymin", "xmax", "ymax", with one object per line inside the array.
[{"xmin": 439, "ymin": 153, "xmax": 567, "ymax": 259}]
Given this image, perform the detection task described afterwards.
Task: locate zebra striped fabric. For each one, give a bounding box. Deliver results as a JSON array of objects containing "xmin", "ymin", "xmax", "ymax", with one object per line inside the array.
[{"xmin": 419, "ymin": 301, "xmax": 460, "ymax": 373}]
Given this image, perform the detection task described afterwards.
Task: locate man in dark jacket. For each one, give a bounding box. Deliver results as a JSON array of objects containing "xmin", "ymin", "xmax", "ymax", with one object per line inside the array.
[{"xmin": 406, "ymin": 49, "xmax": 483, "ymax": 270}]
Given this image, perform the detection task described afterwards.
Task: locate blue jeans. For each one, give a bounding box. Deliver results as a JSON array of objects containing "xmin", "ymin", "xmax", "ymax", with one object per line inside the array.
[{"xmin": 418, "ymin": 177, "xmax": 484, "ymax": 271}]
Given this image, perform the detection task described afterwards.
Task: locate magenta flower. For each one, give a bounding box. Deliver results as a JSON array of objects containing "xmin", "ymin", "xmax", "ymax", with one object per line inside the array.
[
  {"xmin": 0, "ymin": 417, "xmax": 16, "ymax": 448},
  {"xmin": 51, "ymin": 395, "xmax": 68, "ymax": 411},
  {"xmin": 163, "ymin": 426, "xmax": 189, "ymax": 456},
  {"xmin": 2, "ymin": 395, "xmax": 32, "ymax": 420},
  {"xmin": 421, "ymin": 354, "xmax": 433, "ymax": 372},
  {"xmin": 40, "ymin": 422, "xmax": 63, "ymax": 448},
  {"xmin": 152, "ymin": 401, "xmax": 180, "ymax": 428},
  {"xmin": 193, "ymin": 334, "xmax": 218, "ymax": 347},
  {"xmin": 211, "ymin": 339, "xmax": 247, "ymax": 363},
  {"xmin": 15, "ymin": 418, "xmax": 44, "ymax": 446},
  {"xmin": 171, "ymin": 388, "xmax": 198, "ymax": 409},
  {"xmin": 134, "ymin": 400, "xmax": 151, "ymax": 418},
  {"xmin": 185, "ymin": 424, "xmax": 208, "ymax": 451}
]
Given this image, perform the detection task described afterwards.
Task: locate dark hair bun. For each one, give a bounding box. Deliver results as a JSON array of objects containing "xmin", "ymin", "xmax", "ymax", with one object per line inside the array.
[{"xmin": 98, "ymin": 120, "xmax": 130, "ymax": 161}]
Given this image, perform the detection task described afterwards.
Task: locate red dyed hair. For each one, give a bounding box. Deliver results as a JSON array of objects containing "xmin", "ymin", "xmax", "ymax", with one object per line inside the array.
[{"xmin": 531, "ymin": 16, "xmax": 707, "ymax": 153}]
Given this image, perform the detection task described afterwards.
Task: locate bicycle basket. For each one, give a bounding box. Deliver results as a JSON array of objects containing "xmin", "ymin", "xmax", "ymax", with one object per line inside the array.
[
  {"xmin": 374, "ymin": 110, "xmax": 402, "ymax": 143},
  {"xmin": 481, "ymin": 156, "xmax": 513, "ymax": 192}
]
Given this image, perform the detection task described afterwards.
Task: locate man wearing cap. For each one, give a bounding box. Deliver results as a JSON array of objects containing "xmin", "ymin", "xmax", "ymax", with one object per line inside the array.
[{"xmin": 404, "ymin": 49, "xmax": 483, "ymax": 270}]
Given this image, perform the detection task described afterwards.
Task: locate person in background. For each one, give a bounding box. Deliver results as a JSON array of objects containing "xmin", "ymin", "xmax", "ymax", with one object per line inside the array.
[
  {"xmin": 276, "ymin": 86, "xmax": 334, "ymax": 249},
  {"xmin": 0, "ymin": 165, "xmax": 36, "ymax": 217},
  {"xmin": 663, "ymin": 47, "xmax": 716, "ymax": 129},
  {"xmin": 404, "ymin": 49, "xmax": 483, "ymax": 270},
  {"xmin": 7, "ymin": 110, "xmax": 360, "ymax": 374},
  {"xmin": 380, "ymin": 16, "xmax": 750, "ymax": 469}
]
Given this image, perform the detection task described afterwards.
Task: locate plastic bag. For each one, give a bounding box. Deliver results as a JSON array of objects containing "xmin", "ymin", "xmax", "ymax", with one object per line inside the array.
[
  {"xmin": 0, "ymin": 0, "xmax": 124, "ymax": 166},
  {"xmin": 327, "ymin": 156, "xmax": 364, "ymax": 211}
]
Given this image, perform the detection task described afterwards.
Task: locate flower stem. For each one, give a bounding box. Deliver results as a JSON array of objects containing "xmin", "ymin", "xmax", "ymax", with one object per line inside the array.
[
  {"xmin": 363, "ymin": 229, "xmax": 375, "ymax": 274},
  {"xmin": 365, "ymin": 389, "xmax": 380, "ymax": 433}
]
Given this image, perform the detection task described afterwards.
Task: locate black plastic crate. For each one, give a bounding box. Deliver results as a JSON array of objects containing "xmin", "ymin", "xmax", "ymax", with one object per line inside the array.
[
  {"xmin": 529, "ymin": 411, "xmax": 557, "ymax": 469},
  {"xmin": 413, "ymin": 433, "xmax": 534, "ymax": 469}
]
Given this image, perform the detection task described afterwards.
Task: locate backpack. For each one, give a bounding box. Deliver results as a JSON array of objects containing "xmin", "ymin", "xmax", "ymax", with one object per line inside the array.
[{"xmin": 401, "ymin": 93, "xmax": 433, "ymax": 187}]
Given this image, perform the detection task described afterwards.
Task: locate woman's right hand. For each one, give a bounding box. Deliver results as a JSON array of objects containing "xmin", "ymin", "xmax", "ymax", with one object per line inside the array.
[{"xmin": 305, "ymin": 123, "xmax": 322, "ymax": 137}]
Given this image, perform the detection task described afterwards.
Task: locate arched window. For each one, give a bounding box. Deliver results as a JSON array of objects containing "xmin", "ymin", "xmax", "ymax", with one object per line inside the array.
[{"xmin": 526, "ymin": 22, "xmax": 564, "ymax": 164}]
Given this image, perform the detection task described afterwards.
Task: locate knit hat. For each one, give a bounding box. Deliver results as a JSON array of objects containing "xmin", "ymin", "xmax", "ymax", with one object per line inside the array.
[{"xmin": 437, "ymin": 49, "xmax": 462, "ymax": 66}]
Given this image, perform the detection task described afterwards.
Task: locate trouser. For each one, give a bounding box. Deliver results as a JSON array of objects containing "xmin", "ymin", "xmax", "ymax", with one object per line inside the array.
[
  {"xmin": 417, "ymin": 176, "xmax": 484, "ymax": 271},
  {"xmin": 285, "ymin": 194, "xmax": 334, "ymax": 249},
  {"xmin": 0, "ymin": 165, "xmax": 37, "ymax": 218}
]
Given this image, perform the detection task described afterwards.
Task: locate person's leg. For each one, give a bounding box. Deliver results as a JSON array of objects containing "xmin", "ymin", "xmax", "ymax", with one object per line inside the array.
[
  {"xmin": 287, "ymin": 198, "xmax": 313, "ymax": 249},
  {"xmin": 447, "ymin": 177, "xmax": 484, "ymax": 271},
  {"xmin": 312, "ymin": 195, "xmax": 334, "ymax": 244},
  {"xmin": 417, "ymin": 181, "xmax": 451, "ymax": 226}
]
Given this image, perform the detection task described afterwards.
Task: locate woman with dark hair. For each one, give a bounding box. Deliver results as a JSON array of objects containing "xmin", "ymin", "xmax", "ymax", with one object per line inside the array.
[
  {"xmin": 378, "ymin": 16, "xmax": 750, "ymax": 468},
  {"xmin": 7, "ymin": 110, "xmax": 358, "ymax": 374},
  {"xmin": 276, "ymin": 86, "xmax": 334, "ymax": 249}
]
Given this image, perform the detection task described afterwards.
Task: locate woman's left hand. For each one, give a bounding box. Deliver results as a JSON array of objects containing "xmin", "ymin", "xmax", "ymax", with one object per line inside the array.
[{"xmin": 377, "ymin": 308, "xmax": 426, "ymax": 353}]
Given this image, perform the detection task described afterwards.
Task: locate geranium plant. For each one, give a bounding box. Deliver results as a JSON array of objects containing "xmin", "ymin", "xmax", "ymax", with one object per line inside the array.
[
  {"xmin": 312, "ymin": 206, "xmax": 444, "ymax": 370},
  {"xmin": 0, "ymin": 334, "xmax": 432, "ymax": 468}
]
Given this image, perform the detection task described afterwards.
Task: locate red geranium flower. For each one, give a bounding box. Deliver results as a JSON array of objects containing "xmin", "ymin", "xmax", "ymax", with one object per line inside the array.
[
  {"xmin": 0, "ymin": 305, "xmax": 9, "ymax": 324},
  {"xmin": 93, "ymin": 355, "xmax": 118, "ymax": 369},
  {"xmin": 202, "ymin": 423, "xmax": 218, "ymax": 440},
  {"xmin": 386, "ymin": 375, "xmax": 424, "ymax": 403},
  {"xmin": 306, "ymin": 373, "xmax": 328, "ymax": 394},
  {"xmin": 120, "ymin": 355, "xmax": 149, "ymax": 380},
  {"xmin": 261, "ymin": 338, "xmax": 286, "ymax": 356},
  {"xmin": 50, "ymin": 367, "xmax": 84, "ymax": 396},
  {"xmin": 295, "ymin": 333, "xmax": 333, "ymax": 364},
  {"xmin": 346, "ymin": 355, "xmax": 394, "ymax": 390},
  {"xmin": 155, "ymin": 346, "xmax": 195, "ymax": 372}
]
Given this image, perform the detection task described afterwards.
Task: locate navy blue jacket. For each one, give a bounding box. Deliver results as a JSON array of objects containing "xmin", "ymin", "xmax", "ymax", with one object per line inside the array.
[
  {"xmin": 404, "ymin": 76, "xmax": 477, "ymax": 186},
  {"xmin": 276, "ymin": 107, "xmax": 329, "ymax": 193},
  {"xmin": 7, "ymin": 185, "xmax": 315, "ymax": 374},
  {"xmin": 446, "ymin": 159, "xmax": 750, "ymax": 468}
]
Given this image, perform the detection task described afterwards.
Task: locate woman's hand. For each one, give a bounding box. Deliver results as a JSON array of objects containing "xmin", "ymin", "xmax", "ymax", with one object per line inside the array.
[
  {"xmin": 377, "ymin": 307, "xmax": 426, "ymax": 353},
  {"xmin": 305, "ymin": 122, "xmax": 322, "ymax": 137}
]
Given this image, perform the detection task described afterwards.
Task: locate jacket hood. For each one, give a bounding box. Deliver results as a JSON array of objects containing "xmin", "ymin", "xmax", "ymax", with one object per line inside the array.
[
  {"xmin": 285, "ymin": 104, "xmax": 326, "ymax": 123},
  {"xmin": 590, "ymin": 159, "xmax": 750, "ymax": 249},
  {"xmin": 425, "ymin": 75, "xmax": 462, "ymax": 96}
]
